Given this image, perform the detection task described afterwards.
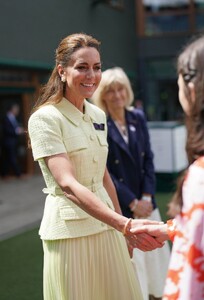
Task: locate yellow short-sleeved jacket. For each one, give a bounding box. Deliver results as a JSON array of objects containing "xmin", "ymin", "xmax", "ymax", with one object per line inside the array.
[{"xmin": 28, "ymin": 98, "xmax": 114, "ymax": 240}]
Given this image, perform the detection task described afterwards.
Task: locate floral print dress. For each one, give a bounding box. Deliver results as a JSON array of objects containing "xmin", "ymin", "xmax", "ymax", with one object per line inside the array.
[{"xmin": 163, "ymin": 157, "xmax": 204, "ymax": 300}]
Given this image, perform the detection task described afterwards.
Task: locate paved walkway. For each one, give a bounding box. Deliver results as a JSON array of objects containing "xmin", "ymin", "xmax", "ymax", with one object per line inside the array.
[{"xmin": 0, "ymin": 175, "xmax": 45, "ymax": 241}]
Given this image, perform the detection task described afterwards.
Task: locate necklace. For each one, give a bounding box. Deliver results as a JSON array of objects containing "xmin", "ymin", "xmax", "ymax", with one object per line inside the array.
[{"xmin": 115, "ymin": 121, "xmax": 129, "ymax": 143}]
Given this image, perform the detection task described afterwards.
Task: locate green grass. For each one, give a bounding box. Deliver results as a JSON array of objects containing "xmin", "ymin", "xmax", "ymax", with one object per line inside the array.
[
  {"xmin": 156, "ymin": 192, "xmax": 173, "ymax": 223},
  {"xmin": 0, "ymin": 228, "xmax": 43, "ymax": 300},
  {"xmin": 0, "ymin": 192, "xmax": 173, "ymax": 300}
]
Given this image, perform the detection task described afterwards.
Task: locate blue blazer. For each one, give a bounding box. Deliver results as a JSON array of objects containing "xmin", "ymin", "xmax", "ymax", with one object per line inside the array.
[{"xmin": 107, "ymin": 108, "xmax": 156, "ymax": 218}]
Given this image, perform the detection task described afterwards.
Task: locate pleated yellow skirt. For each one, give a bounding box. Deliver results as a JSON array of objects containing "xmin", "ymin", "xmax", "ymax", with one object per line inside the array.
[{"xmin": 42, "ymin": 229, "xmax": 143, "ymax": 300}]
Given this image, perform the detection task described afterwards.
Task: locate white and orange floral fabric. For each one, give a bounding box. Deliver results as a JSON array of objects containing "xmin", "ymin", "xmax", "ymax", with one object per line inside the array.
[{"xmin": 163, "ymin": 157, "xmax": 204, "ymax": 300}]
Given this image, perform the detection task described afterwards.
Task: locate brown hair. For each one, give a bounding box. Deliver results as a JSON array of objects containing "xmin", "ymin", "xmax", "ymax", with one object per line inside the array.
[
  {"xmin": 168, "ymin": 35, "xmax": 204, "ymax": 217},
  {"xmin": 32, "ymin": 33, "xmax": 101, "ymax": 112}
]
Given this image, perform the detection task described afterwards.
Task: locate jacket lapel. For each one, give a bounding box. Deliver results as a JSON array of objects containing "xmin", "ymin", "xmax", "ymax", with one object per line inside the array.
[
  {"xmin": 126, "ymin": 110, "xmax": 143, "ymax": 170},
  {"xmin": 55, "ymin": 97, "xmax": 82, "ymax": 126},
  {"xmin": 107, "ymin": 116, "xmax": 136, "ymax": 163},
  {"xmin": 126, "ymin": 110, "xmax": 138, "ymax": 151},
  {"xmin": 55, "ymin": 98, "xmax": 98, "ymax": 126}
]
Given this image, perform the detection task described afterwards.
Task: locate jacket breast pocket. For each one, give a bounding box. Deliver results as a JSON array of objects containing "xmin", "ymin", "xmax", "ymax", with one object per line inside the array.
[
  {"xmin": 97, "ymin": 135, "xmax": 108, "ymax": 147},
  {"xmin": 63, "ymin": 135, "xmax": 89, "ymax": 153},
  {"xmin": 59, "ymin": 206, "xmax": 89, "ymax": 220}
]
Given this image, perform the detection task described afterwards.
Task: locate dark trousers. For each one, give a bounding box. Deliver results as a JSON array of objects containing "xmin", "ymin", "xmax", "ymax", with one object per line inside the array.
[{"xmin": 1, "ymin": 143, "xmax": 21, "ymax": 177}]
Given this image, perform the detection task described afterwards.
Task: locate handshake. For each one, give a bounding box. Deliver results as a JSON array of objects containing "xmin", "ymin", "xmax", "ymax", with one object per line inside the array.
[{"xmin": 122, "ymin": 218, "xmax": 169, "ymax": 257}]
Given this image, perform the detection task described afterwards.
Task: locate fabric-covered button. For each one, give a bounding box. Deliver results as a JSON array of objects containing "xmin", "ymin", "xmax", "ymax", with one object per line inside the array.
[
  {"xmin": 119, "ymin": 178, "xmax": 124, "ymax": 182},
  {"xmin": 92, "ymin": 177, "xmax": 97, "ymax": 183},
  {"xmin": 83, "ymin": 115, "xmax": 90, "ymax": 122},
  {"xmin": 93, "ymin": 156, "xmax": 98, "ymax": 162},
  {"xmin": 90, "ymin": 134, "xmax": 95, "ymax": 141},
  {"xmin": 115, "ymin": 159, "xmax": 119, "ymax": 164},
  {"xmin": 141, "ymin": 152, "xmax": 145, "ymax": 157}
]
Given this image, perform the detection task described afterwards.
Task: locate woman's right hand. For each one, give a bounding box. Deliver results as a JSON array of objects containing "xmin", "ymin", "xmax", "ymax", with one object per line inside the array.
[{"xmin": 130, "ymin": 221, "xmax": 169, "ymax": 244}]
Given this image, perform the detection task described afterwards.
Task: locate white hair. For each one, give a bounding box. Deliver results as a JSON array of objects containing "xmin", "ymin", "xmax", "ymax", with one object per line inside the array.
[{"xmin": 91, "ymin": 67, "xmax": 134, "ymax": 114}]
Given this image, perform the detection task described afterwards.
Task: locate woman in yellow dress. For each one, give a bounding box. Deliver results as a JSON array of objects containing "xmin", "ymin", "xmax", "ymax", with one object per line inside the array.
[{"xmin": 28, "ymin": 33, "xmax": 165, "ymax": 300}]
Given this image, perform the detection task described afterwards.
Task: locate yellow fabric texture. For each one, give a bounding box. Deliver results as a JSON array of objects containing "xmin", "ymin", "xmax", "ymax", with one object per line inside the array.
[
  {"xmin": 43, "ymin": 230, "xmax": 143, "ymax": 300},
  {"xmin": 28, "ymin": 98, "xmax": 115, "ymax": 239},
  {"xmin": 28, "ymin": 98, "xmax": 144, "ymax": 299}
]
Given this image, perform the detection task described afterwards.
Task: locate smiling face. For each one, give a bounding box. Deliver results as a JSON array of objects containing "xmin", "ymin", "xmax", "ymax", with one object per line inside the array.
[
  {"xmin": 102, "ymin": 82, "xmax": 128, "ymax": 114},
  {"xmin": 61, "ymin": 47, "xmax": 101, "ymax": 103}
]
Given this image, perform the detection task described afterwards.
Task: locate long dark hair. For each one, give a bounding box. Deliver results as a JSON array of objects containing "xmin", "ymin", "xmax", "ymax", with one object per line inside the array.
[
  {"xmin": 32, "ymin": 33, "xmax": 101, "ymax": 113},
  {"xmin": 168, "ymin": 35, "xmax": 204, "ymax": 217}
]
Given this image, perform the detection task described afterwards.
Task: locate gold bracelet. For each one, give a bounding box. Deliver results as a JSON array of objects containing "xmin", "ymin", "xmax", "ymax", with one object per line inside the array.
[{"xmin": 122, "ymin": 218, "xmax": 132, "ymax": 236}]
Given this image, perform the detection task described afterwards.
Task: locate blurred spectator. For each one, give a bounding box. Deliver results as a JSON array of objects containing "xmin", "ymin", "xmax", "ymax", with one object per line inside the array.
[
  {"xmin": 1, "ymin": 103, "xmax": 24, "ymax": 178},
  {"xmin": 135, "ymin": 99, "xmax": 144, "ymax": 110}
]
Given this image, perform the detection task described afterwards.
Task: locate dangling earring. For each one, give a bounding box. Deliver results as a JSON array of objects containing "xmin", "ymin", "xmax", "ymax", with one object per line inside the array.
[{"xmin": 61, "ymin": 75, "xmax": 66, "ymax": 83}]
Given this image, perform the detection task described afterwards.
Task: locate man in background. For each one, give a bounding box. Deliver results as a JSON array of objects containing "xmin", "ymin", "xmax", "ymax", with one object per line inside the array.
[{"xmin": 1, "ymin": 103, "xmax": 24, "ymax": 178}]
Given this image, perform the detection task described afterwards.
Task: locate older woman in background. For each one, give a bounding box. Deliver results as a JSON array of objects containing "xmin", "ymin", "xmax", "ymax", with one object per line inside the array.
[{"xmin": 92, "ymin": 67, "xmax": 170, "ymax": 300}]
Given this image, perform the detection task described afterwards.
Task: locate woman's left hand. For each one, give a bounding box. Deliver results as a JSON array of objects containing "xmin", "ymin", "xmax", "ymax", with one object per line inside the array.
[{"xmin": 133, "ymin": 200, "xmax": 153, "ymax": 218}]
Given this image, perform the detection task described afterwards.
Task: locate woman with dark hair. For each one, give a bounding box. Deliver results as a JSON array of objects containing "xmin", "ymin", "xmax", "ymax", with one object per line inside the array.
[
  {"xmin": 28, "ymin": 33, "xmax": 165, "ymax": 300},
  {"xmin": 163, "ymin": 35, "xmax": 204, "ymax": 300},
  {"xmin": 132, "ymin": 35, "xmax": 204, "ymax": 300}
]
